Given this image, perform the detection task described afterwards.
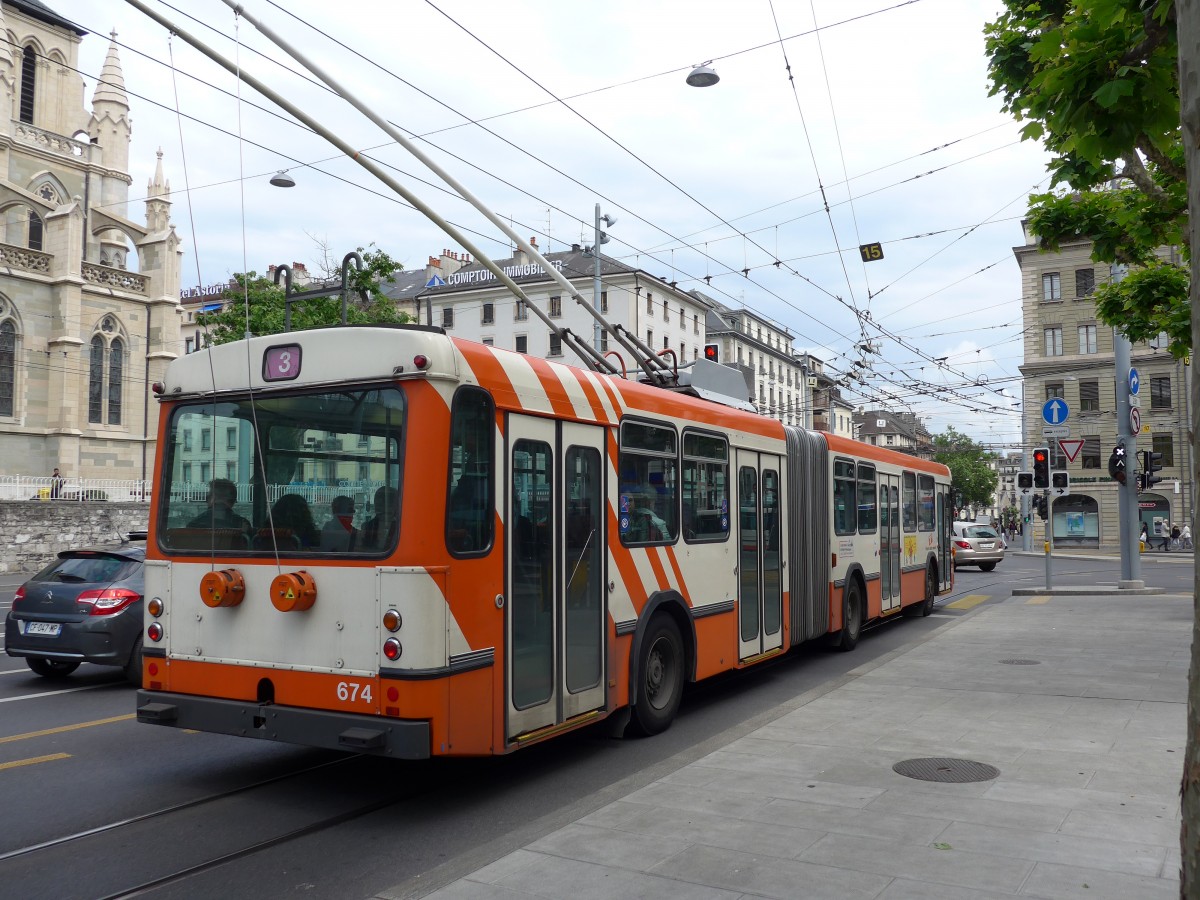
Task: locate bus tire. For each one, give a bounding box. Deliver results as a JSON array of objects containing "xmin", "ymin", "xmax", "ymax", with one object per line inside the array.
[
  {"xmin": 834, "ymin": 580, "xmax": 863, "ymax": 652},
  {"xmin": 629, "ymin": 615, "xmax": 684, "ymax": 736}
]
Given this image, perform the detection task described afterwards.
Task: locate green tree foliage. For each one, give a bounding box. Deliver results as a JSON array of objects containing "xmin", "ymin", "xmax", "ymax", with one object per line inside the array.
[
  {"xmin": 197, "ymin": 245, "xmax": 410, "ymax": 345},
  {"xmin": 984, "ymin": 0, "xmax": 1190, "ymax": 356},
  {"xmin": 933, "ymin": 427, "xmax": 999, "ymax": 515}
]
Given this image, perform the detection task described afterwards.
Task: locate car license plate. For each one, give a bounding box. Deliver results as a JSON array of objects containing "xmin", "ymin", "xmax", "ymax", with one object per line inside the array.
[
  {"xmin": 24, "ymin": 621, "xmax": 61, "ymax": 636},
  {"xmin": 979, "ymin": 541, "xmax": 994, "ymax": 549}
]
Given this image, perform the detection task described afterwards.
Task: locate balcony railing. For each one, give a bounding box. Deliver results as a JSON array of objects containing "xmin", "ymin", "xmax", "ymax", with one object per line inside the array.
[
  {"xmin": 12, "ymin": 121, "xmax": 88, "ymax": 159},
  {"xmin": 0, "ymin": 241, "xmax": 50, "ymax": 274},
  {"xmin": 0, "ymin": 475, "xmax": 150, "ymax": 502},
  {"xmin": 82, "ymin": 262, "xmax": 148, "ymax": 294}
]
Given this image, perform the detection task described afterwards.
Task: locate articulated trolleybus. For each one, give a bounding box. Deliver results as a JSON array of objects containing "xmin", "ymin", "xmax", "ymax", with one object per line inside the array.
[{"xmin": 136, "ymin": 325, "xmax": 953, "ymax": 758}]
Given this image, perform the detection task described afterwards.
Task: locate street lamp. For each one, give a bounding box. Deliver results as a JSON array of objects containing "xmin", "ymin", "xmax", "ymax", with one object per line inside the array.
[
  {"xmin": 270, "ymin": 169, "xmax": 296, "ymax": 188},
  {"xmin": 585, "ymin": 205, "xmax": 616, "ymax": 351},
  {"xmin": 686, "ymin": 63, "xmax": 719, "ymax": 88}
]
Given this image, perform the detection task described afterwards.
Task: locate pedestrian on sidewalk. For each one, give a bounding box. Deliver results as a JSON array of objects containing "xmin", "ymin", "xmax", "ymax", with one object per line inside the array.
[
  {"xmin": 1140, "ymin": 521, "xmax": 1149, "ymax": 550},
  {"xmin": 49, "ymin": 466, "xmax": 64, "ymax": 499},
  {"xmin": 1182, "ymin": 523, "xmax": 1193, "ymax": 551}
]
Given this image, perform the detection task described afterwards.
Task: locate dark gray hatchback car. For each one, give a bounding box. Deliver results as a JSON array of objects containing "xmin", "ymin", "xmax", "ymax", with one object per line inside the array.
[{"xmin": 5, "ymin": 535, "xmax": 145, "ymax": 683}]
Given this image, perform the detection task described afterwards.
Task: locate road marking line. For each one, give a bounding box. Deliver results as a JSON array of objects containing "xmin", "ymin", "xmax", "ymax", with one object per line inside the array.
[
  {"xmin": 0, "ymin": 753, "xmax": 70, "ymax": 771},
  {"xmin": 945, "ymin": 594, "xmax": 989, "ymax": 610},
  {"xmin": 0, "ymin": 683, "xmax": 114, "ymax": 703},
  {"xmin": 1025, "ymin": 596, "xmax": 1050, "ymax": 605},
  {"xmin": 0, "ymin": 714, "xmax": 135, "ymax": 745}
]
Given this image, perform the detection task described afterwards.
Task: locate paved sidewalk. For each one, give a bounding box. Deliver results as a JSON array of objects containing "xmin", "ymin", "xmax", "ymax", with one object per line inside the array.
[{"xmin": 381, "ymin": 591, "xmax": 1190, "ymax": 900}]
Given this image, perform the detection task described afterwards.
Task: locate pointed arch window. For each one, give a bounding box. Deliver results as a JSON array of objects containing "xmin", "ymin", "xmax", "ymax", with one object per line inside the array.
[
  {"xmin": 88, "ymin": 318, "xmax": 125, "ymax": 426},
  {"xmin": 19, "ymin": 45, "xmax": 36, "ymax": 124},
  {"xmin": 0, "ymin": 320, "xmax": 14, "ymax": 417},
  {"xmin": 27, "ymin": 210, "xmax": 42, "ymax": 251},
  {"xmin": 88, "ymin": 335, "xmax": 104, "ymax": 423},
  {"xmin": 108, "ymin": 338, "xmax": 123, "ymax": 424}
]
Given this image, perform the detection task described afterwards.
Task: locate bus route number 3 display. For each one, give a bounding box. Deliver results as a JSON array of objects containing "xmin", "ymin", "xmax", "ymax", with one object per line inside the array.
[{"xmin": 264, "ymin": 344, "xmax": 303, "ymax": 381}]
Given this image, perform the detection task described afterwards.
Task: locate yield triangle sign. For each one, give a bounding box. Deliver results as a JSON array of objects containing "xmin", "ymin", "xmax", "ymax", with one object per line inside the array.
[{"xmin": 1059, "ymin": 438, "xmax": 1084, "ymax": 463}]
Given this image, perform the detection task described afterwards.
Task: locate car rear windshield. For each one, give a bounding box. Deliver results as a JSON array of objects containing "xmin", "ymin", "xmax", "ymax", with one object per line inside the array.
[
  {"xmin": 966, "ymin": 526, "xmax": 998, "ymax": 538},
  {"xmin": 33, "ymin": 554, "xmax": 140, "ymax": 584}
]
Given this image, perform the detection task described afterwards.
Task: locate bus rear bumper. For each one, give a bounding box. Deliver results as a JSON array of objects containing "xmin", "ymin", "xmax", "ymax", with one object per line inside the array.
[{"xmin": 136, "ymin": 690, "xmax": 430, "ymax": 759}]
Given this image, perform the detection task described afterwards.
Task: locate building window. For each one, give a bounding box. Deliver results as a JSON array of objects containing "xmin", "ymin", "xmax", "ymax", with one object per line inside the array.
[
  {"xmin": 183, "ymin": 430, "xmax": 193, "ymax": 452},
  {"xmin": 679, "ymin": 306, "xmax": 685, "ymax": 327},
  {"xmin": 185, "ymin": 336, "xmax": 194, "ymax": 354},
  {"xmin": 19, "ymin": 45, "xmax": 35, "ymax": 125},
  {"xmin": 515, "ymin": 300, "xmax": 527, "ymax": 321},
  {"xmin": 663, "ymin": 301, "xmax": 669, "ymax": 322},
  {"xmin": 481, "ymin": 302, "xmax": 494, "ymax": 324},
  {"xmin": 107, "ymin": 338, "xmax": 124, "ymax": 425},
  {"xmin": 1075, "ymin": 268, "xmax": 1095, "ymax": 298},
  {"xmin": 1042, "ymin": 272, "xmax": 1061, "ymax": 301},
  {"xmin": 1078, "ymin": 324, "xmax": 1097, "ymax": 354},
  {"xmin": 226, "ymin": 461, "xmax": 237, "ymax": 480},
  {"xmin": 663, "ymin": 336, "xmax": 669, "ymax": 350},
  {"xmin": 600, "ymin": 333, "xmax": 608, "ymax": 352},
  {"xmin": 482, "ymin": 337, "xmax": 494, "ymax": 346},
  {"xmin": 200, "ymin": 462, "xmax": 210, "ymax": 483},
  {"xmin": 515, "ymin": 334, "xmax": 528, "ymax": 354},
  {"xmin": 182, "ymin": 463, "xmax": 192, "ymax": 483},
  {"xmin": 646, "ymin": 329, "xmax": 653, "ymax": 347},
  {"xmin": 693, "ymin": 313, "xmax": 699, "ymax": 334},
  {"xmin": 549, "ymin": 295, "xmax": 561, "ymax": 318},
  {"xmin": 27, "ymin": 210, "xmax": 42, "ymax": 251},
  {"xmin": 600, "ymin": 291, "xmax": 608, "ymax": 313},
  {"xmin": 1045, "ymin": 383, "xmax": 1064, "ymax": 400},
  {"xmin": 549, "ymin": 334, "xmax": 562, "ymax": 357},
  {"xmin": 88, "ymin": 335, "xmax": 104, "ymax": 423},
  {"xmin": 1081, "ymin": 436, "xmax": 1100, "ymax": 469},
  {"xmin": 1079, "ymin": 380, "xmax": 1100, "ymax": 411},
  {"xmin": 201, "ymin": 428, "xmax": 212, "ymax": 451},
  {"xmin": 226, "ymin": 427, "xmax": 237, "ymax": 450},
  {"xmin": 0, "ymin": 319, "xmax": 14, "ymax": 417},
  {"xmin": 1150, "ymin": 376, "xmax": 1172, "ymax": 409},
  {"xmin": 1153, "ymin": 433, "xmax": 1174, "ymax": 467},
  {"xmin": 1043, "ymin": 326, "xmax": 1063, "ymax": 356},
  {"xmin": 441, "ymin": 307, "xmax": 453, "ymax": 328},
  {"xmin": 645, "ymin": 292, "xmax": 653, "ymax": 314}
]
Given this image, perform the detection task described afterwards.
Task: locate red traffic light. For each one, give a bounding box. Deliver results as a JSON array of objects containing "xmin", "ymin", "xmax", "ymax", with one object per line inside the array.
[
  {"xmin": 1034, "ymin": 450, "xmax": 1047, "ymax": 463},
  {"xmin": 703, "ymin": 344, "xmax": 719, "ymax": 362}
]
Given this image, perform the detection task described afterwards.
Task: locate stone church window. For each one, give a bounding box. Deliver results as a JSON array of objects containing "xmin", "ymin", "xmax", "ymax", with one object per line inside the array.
[
  {"xmin": 0, "ymin": 320, "xmax": 15, "ymax": 417},
  {"xmin": 88, "ymin": 326, "xmax": 125, "ymax": 426},
  {"xmin": 27, "ymin": 210, "xmax": 42, "ymax": 251},
  {"xmin": 19, "ymin": 45, "xmax": 35, "ymax": 125}
]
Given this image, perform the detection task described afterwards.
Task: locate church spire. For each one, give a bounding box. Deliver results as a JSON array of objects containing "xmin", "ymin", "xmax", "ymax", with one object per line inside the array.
[{"xmin": 91, "ymin": 31, "xmax": 128, "ymax": 109}]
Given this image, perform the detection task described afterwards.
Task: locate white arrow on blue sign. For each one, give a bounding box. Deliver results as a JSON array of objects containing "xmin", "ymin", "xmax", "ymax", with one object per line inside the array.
[
  {"xmin": 425, "ymin": 274, "xmax": 446, "ymax": 288},
  {"xmin": 1129, "ymin": 367, "xmax": 1140, "ymax": 395},
  {"xmin": 1041, "ymin": 398, "xmax": 1070, "ymax": 425}
]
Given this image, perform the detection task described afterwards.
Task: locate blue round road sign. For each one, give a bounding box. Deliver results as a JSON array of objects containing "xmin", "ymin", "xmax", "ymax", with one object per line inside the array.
[{"xmin": 1041, "ymin": 398, "xmax": 1069, "ymax": 425}]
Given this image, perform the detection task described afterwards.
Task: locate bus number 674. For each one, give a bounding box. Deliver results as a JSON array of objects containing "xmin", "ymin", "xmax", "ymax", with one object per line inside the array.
[{"xmin": 336, "ymin": 681, "xmax": 373, "ymax": 704}]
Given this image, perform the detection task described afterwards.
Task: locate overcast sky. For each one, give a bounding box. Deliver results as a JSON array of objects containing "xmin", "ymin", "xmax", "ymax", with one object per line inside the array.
[{"xmin": 68, "ymin": 0, "xmax": 1053, "ymax": 447}]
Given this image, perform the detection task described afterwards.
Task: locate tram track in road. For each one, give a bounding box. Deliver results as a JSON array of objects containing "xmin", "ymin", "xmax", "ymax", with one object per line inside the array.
[{"xmin": 0, "ymin": 752, "xmax": 456, "ymax": 900}]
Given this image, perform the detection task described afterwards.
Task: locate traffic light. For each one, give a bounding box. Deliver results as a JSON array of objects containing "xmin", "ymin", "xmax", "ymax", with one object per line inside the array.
[
  {"xmin": 1032, "ymin": 447, "xmax": 1050, "ymax": 488},
  {"xmin": 1051, "ymin": 470, "xmax": 1069, "ymax": 495},
  {"xmin": 1143, "ymin": 449, "xmax": 1164, "ymax": 489},
  {"xmin": 1034, "ymin": 495, "xmax": 1048, "ymax": 519},
  {"xmin": 703, "ymin": 344, "xmax": 720, "ymax": 363},
  {"xmin": 1017, "ymin": 472, "xmax": 1033, "ymax": 491},
  {"xmin": 1107, "ymin": 441, "xmax": 1127, "ymax": 485}
]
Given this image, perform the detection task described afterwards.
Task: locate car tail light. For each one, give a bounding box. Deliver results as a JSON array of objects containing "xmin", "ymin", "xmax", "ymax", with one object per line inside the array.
[
  {"xmin": 954, "ymin": 540, "xmax": 971, "ymax": 550},
  {"xmin": 12, "ymin": 585, "xmax": 25, "ymax": 608},
  {"xmin": 77, "ymin": 588, "xmax": 140, "ymax": 616}
]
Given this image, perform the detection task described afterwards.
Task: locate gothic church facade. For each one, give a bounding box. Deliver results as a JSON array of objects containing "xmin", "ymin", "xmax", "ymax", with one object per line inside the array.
[{"xmin": 0, "ymin": 1, "xmax": 181, "ymax": 484}]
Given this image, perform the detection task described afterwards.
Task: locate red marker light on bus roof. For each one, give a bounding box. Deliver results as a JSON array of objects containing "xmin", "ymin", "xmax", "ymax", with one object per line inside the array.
[
  {"xmin": 151, "ymin": 381, "xmax": 165, "ymax": 395},
  {"xmin": 412, "ymin": 354, "xmax": 430, "ymax": 370}
]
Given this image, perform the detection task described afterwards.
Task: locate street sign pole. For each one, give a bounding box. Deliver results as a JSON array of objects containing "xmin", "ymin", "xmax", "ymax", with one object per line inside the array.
[
  {"xmin": 1111, "ymin": 264, "xmax": 1142, "ymax": 587},
  {"xmin": 1044, "ymin": 488, "xmax": 1053, "ymax": 590}
]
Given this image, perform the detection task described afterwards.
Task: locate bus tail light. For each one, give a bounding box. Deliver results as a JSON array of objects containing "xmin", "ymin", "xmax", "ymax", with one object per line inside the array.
[
  {"xmin": 200, "ymin": 569, "xmax": 246, "ymax": 608},
  {"xmin": 270, "ymin": 571, "xmax": 317, "ymax": 612},
  {"xmin": 147, "ymin": 597, "xmax": 164, "ymax": 617},
  {"xmin": 383, "ymin": 638, "xmax": 402, "ymax": 661},
  {"xmin": 382, "ymin": 609, "xmax": 402, "ymax": 632},
  {"xmin": 147, "ymin": 622, "xmax": 164, "ymax": 642}
]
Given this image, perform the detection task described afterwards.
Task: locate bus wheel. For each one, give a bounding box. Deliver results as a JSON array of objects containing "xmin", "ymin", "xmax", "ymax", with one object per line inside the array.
[
  {"xmin": 835, "ymin": 581, "xmax": 863, "ymax": 652},
  {"xmin": 629, "ymin": 615, "xmax": 684, "ymax": 736}
]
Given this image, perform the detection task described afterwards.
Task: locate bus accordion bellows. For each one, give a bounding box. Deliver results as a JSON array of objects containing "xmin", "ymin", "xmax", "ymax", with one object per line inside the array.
[{"xmin": 135, "ymin": 324, "xmax": 954, "ymax": 758}]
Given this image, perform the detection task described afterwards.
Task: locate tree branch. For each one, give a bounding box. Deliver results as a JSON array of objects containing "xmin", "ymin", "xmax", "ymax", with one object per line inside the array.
[
  {"xmin": 1118, "ymin": 9, "xmax": 1174, "ymax": 68},
  {"xmin": 1138, "ymin": 136, "xmax": 1187, "ymax": 180},
  {"xmin": 1119, "ymin": 151, "xmax": 1169, "ymax": 202}
]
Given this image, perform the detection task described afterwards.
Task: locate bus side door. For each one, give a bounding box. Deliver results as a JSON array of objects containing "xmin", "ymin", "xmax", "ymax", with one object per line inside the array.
[
  {"xmin": 506, "ymin": 416, "xmax": 607, "ymax": 740},
  {"xmin": 736, "ymin": 450, "xmax": 784, "ymax": 661}
]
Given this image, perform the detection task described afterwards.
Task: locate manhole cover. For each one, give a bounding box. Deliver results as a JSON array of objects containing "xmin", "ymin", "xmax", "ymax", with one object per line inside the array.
[
  {"xmin": 999, "ymin": 659, "xmax": 1040, "ymax": 665},
  {"xmin": 893, "ymin": 757, "xmax": 1000, "ymax": 783}
]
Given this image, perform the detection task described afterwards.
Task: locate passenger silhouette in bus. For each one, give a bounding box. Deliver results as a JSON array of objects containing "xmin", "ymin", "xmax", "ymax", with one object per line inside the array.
[
  {"xmin": 362, "ymin": 486, "xmax": 399, "ymax": 550},
  {"xmin": 320, "ymin": 495, "xmax": 358, "ymax": 551},
  {"xmin": 259, "ymin": 494, "xmax": 318, "ymax": 549},
  {"xmin": 188, "ymin": 479, "xmax": 252, "ymax": 536}
]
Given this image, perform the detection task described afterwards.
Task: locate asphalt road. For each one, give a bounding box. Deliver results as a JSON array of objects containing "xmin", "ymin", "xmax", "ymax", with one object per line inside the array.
[{"xmin": 0, "ymin": 552, "xmax": 1191, "ymax": 900}]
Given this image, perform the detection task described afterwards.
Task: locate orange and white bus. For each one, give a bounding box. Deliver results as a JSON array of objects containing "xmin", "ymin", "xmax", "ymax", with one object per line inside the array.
[{"xmin": 136, "ymin": 325, "xmax": 953, "ymax": 757}]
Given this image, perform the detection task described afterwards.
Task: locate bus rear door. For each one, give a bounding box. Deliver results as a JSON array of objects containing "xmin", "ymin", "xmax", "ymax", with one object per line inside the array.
[{"xmin": 737, "ymin": 451, "xmax": 784, "ymax": 661}]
